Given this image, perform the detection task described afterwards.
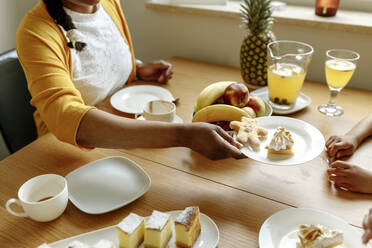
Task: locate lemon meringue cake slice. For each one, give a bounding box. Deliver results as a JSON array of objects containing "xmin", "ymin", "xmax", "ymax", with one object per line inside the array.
[
  {"xmin": 266, "ymin": 127, "xmax": 294, "ymax": 154},
  {"xmin": 296, "ymin": 224, "xmax": 344, "ymax": 248}
]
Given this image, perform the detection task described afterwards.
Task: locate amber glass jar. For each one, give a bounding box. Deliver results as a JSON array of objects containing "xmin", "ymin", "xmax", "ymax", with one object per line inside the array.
[{"xmin": 315, "ymin": 0, "xmax": 340, "ymax": 17}]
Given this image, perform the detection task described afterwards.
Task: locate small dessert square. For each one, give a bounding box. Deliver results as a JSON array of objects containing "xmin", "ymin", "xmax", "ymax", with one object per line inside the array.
[
  {"xmin": 93, "ymin": 239, "xmax": 116, "ymax": 248},
  {"xmin": 144, "ymin": 210, "xmax": 172, "ymax": 248},
  {"xmin": 175, "ymin": 206, "xmax": 201, "ymax": 248},
  {"xmin": 117, "ymin": 213, "xmax": 145, "ymax": 248},
  {"xmin": 296, "ymin": 224, "xmax": 344, "ymax": 248},
  {"xmin": 266, "ymin": 127, "xmax": 294, "ymax": 154},
  {"xmin": 230, "ymin": 117, "xmax": 268, "ymax": 150}
]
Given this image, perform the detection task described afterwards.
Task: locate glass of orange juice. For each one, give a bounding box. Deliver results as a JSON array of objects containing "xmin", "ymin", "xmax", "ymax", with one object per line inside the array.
[
  {"xmin": 267, "ymin": 40, "xmax": 314, "ymax": 110},
  {"xmin": 318, "ymin": 49, "xmax": 360, "ymax": 117}
]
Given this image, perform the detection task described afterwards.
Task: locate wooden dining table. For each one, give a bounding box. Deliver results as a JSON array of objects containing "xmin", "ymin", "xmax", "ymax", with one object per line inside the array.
[{"xmin": 0, "ymin": 57, "xmax": 371, "ymax": 248}]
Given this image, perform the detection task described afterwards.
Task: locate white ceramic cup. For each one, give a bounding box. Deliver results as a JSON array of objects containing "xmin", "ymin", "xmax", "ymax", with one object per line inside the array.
[
  {"xmin": 142, "ymin": 100, "xmax": 176, "ymax": 122},
  {"xmin": 6, "ymin": 174, "xmax": 68, "ymax": 222}
]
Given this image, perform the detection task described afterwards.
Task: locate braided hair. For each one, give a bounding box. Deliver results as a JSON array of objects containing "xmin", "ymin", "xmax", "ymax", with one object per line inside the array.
[{"xmin": 43, "ymin": 0, "xmax": 86, "ymax": 51}]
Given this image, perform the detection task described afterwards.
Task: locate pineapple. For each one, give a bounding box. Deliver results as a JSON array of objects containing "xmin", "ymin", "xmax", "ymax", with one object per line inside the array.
[{"xmin": 240, "ymin": 0, "xmax": 275, "ymax": 88}]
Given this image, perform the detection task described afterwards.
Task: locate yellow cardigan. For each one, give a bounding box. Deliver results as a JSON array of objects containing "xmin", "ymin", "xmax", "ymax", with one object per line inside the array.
[{"xmin": 16, "ymin": 0, "xmax": 136, "ymax": 147}]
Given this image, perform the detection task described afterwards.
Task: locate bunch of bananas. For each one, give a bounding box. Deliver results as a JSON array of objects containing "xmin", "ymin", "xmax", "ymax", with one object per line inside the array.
[{"xmin": 192, "ymin": 81, "xmax": 265, "ymax": 124}]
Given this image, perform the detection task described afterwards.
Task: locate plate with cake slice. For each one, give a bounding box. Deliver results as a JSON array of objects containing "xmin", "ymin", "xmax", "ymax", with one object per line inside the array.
[
  {"xmin": 259, "ymin": 208, "xmax": 364, "ymax": 248},
  {"xmin": 46, "ymin": 207, "xmax": 219, "ymax": 248},
  {"xmin": 237, "ymin": 116, "xmax": 325, "ymax": 166}
]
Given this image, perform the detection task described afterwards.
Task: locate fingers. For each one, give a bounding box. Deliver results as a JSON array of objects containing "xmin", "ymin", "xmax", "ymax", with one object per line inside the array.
[
  {"xmin": 335, "ymin": 183, "xmax": 353, "ymax": 190},
  {"xmin": 157, "ymin": 65, "xmax": 173, "ymax": 83},
  {"xmin": 330, "ymin": 160, "xmax": 352, "ymax": 169},
  {"xmin": 216, "ymin": 127, "xmax": 243, "ymax": 150},
  {"xmin": 158, "ymin": 73, "xmax": 165, "ymax": 84},
  {"xmin": 362, "ymin": 229, "xmax": 372, "ymax": 244},
  {"xmin": 363, "ymin": 211, "xmax": 372, "ymax": 244},
  {"xmin": 234, "ymin": 153, "xmax": 248, "ymax": 160},
  {"xmin": 327, "ymin": 168, "xmax": 349, "ymax": 176},
  {"xmin": 328, "ymin": 175, "xmax": 351, "ymax": 184},
  {"xmin": 328, "ymin": 140, "xmax": 354, "ymax": 158},
  {"xmin": 363, "ymin": 211, "xmax": 372, "ymax": 229},
  {"xmin": 335, "ymin": 148, "xmax": 353, "ymax": 159},
  {"xmin": 138, "ymin": 61, "xmax": 173, "ymax": 83},
  {"xmin": 214, "ymin": 134, "xmax": 242, "ymax": 160},
  {"xmin": 326, "ymin": 136, "xmax": 338, "ymax": 148}
]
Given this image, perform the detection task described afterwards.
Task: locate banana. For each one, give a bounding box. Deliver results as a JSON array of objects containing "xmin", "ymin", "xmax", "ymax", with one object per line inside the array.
[
  {"xmin": 194, "ymin": 81, "xmax": 235, "ymax": 113},
  {"xmin": 192, "ymin": 104, "xmax": 251, "ymax": 123}
]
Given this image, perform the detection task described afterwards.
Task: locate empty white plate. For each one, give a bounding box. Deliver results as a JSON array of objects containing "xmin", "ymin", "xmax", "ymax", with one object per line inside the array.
[
  {"xmin": 251, "ymin": 87, "xmax": 312, "ymax": 115},
  {"xmin": 259, "ymin": 208, "xmax": 364, "ymax": 248},
  {"xmin": 241, "ymin": 116, "xmax": 325, "ymax": 166},
  {"xmin": 110, "ymin": 85, "xmax": 174, "ymax": 114},
  {"xmin": 48, "ymin": 211, "xmax": 219, "ymax": 248},
  {"xmin": 66, "ymin": 156, "xmax": 151, "ymax": 214}
]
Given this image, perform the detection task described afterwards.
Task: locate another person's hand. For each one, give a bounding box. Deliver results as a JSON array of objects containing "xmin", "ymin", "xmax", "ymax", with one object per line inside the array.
[
  {"xmin": 326, "ymin": 135, "xmax": 358, "ymax": 159},
  {"xmin": 136, "ymin": 60, "xmax": 173, "ymax": 84},
  {"xmin": 185, "ymin": 123, "xmax": 245, "ymax": 160},
  {"xmin": 363, "ymin": 209, "xmax": 372, "ymax": 244},
  {"xmin": 327, "ymin": 161, "xmax": 372, "ymax": 193}
]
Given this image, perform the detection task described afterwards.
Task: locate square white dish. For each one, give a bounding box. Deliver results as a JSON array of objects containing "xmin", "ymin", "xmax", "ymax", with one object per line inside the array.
[
  {"xmin": 47, "ymin": 211, "xmax": 219, "ymax": 248},
  {"xmin": 66, "ymin": 156, "xmax": 151, "ymax": 214}
]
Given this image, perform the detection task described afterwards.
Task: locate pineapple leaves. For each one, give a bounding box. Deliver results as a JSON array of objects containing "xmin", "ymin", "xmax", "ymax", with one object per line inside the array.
[{"xmin": 240, "ymin": 0, "xmax": 274, "ymax": 34}]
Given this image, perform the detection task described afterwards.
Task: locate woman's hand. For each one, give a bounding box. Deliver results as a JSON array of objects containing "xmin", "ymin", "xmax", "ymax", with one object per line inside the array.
[
  {"xmin": 183, "ymin": 123, "xmax": 245, "ymax": 160},
  {"xmin": 326, "ymin": 135, "xmax": 358, "ymax": 159},
  {"xmin": 327, "ymin": 161, "xmax": 372, "ymax": 193},
  {"xmin": 136, "ymin": 60, "xmax": 173, "ymax": 84},
  {"xmin": 363, "ymin": 209, "xmax": 372, "ymax": 244}
]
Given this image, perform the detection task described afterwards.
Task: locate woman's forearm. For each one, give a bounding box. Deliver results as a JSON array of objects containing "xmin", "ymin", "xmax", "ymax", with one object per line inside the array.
[
  {"xmin": 346, "ymin": 113, "xmax": 372, "ymax": 145},
  {"xmin": 76, "ymin": 109, "xmax": 186, "ymax": 149}
]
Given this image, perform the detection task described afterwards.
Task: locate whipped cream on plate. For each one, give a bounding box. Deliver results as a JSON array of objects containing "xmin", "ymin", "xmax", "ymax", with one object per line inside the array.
[
  {"xmin": 267, "ymin": 127, "xmax": 294, "ymax": 151},
  {"xmin": 296, "ymin": 224, "xmax": 344, "ymax": 248}
]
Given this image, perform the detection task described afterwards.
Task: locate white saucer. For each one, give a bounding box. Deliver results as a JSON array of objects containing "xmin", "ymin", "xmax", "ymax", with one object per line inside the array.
[
  {"xmin": 110, "ymin": 85, "xmax": 175, "ymax": 114},
  {"xmin": 251, "ymin": 87, "xmax": 312, "ymax": 115},
  {"xmin": 48, "ymin": 211, "xmax": 219, "ymax": 248},
  {"xmin": 259, "ymin": 208, "xmax": 364, "ymax": 248},
  {"xmin": 137, "ymin": 115, "xmax": 183, "ymax": 123},
  {"xmin": 65, "ymin": 156, "xmax": 151, "ymax": 214},
  {"xmin": 241, "ymin": 116, "xmax": 325, "ymax": 166}
]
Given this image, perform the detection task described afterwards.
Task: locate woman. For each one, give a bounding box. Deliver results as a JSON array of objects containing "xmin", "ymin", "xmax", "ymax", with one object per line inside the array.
[{"xmin": 16, "ymin": 0, "xmax": 243, "ymax": 160}]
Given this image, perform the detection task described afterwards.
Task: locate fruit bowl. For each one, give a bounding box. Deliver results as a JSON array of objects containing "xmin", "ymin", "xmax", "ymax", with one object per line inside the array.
[
  {"xmin": 191, "ymin": 81, "xmax": 273, "ymax": 130},
  {"xmin": 263, "ymin": 100, "xmax": 273, "ymax": 117}
]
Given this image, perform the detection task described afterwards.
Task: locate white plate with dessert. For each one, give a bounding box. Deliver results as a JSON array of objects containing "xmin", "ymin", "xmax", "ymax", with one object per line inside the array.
[
  {"xmin": 259, "ymin": 208, "xmax": 364, "ymax": 248},
  {"xmin": 251, "ymin": 87, "xmax": 311, "ymax": 115},
  {"xmin": 236, "ymin": 116, "xmax": 325, "ymax": 166},
  {"xmin": 45, "ymin": 207, "xmax": 219, "ymax": 248},
  {"xmin": 110, "ymin": 85, "xmax": 175, "ymax": 114},
  {"xmin": 66, "ymin": 156, "xmax": 151, "ymax": 214}
]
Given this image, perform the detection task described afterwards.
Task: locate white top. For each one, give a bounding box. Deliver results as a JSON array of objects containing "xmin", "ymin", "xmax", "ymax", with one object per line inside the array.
[
  {"xmin": 117, "ymin": 213, "xmax": 144, "ymax": 234},
  {"xmin": 146, "ymin": 210, "xmax": 171, "ymax": 230},
  {"xmin": 63, "ymin": 4, "xmax": 133, "ymax": 106}
]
